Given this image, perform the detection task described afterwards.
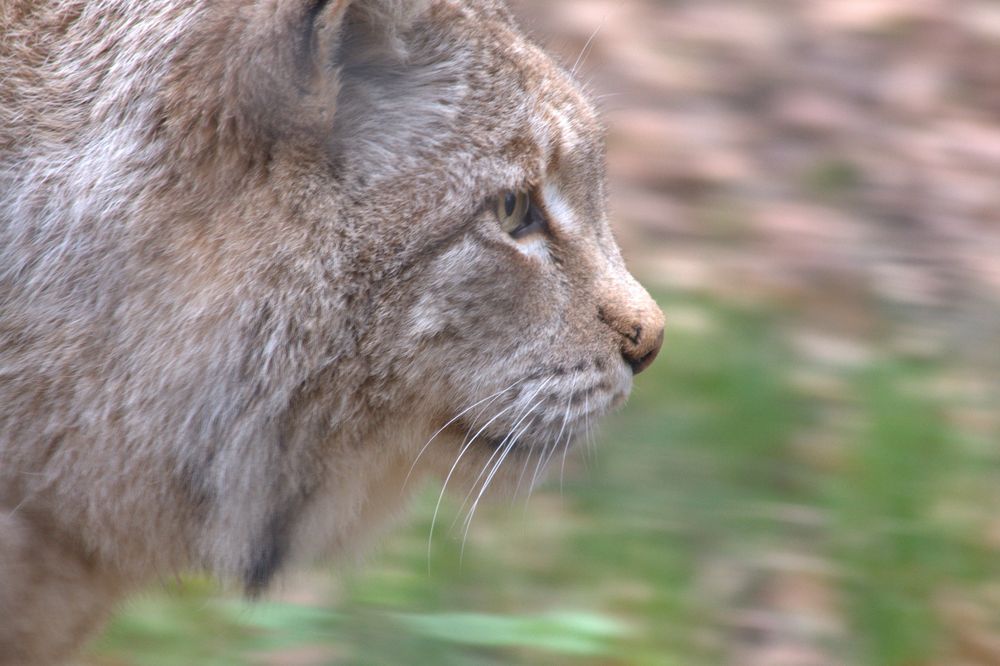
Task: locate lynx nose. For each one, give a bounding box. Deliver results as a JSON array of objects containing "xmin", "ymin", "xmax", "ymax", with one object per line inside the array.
[
  {"xmin": 598, "ymin": 279, "xmax": 665, "ymax": 376},
  {"xmin": 611, "ymin": 314, "xmax": 664, "ymax": 375},
  {"xmin": 624, "ymin": 327, "xmax": 664, "ymax": 375}
]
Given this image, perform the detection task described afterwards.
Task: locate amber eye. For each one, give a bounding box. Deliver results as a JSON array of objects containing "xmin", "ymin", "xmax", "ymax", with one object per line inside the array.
[
  {"xmin": 495, "ymin": 189, "xmax": 549, "ymax": 239},
  {"xmin": 496, "ymin": 190, "xmax": 531, "ymax": 235}
]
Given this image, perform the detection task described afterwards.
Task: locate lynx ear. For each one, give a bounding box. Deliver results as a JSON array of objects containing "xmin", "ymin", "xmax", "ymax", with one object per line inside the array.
[
  {"xmin": 302, "ymin": 0, "xmax": 430, "ymax": 111},
  {"xmin": 255, "ymin": 0, "xmax": 432, "ymax": 120},
  {"xmin": 162, "ymin": 0, "xmax": 426, "ymax": 166}
]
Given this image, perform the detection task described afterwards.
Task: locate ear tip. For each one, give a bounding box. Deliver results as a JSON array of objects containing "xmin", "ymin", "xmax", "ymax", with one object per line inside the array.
[
  {"xmin": 349, "ymin": 0, "xmax": 433, "ymax": 27},
  {"xmin": 307, "ymin": 0, "xmax": 351, "ymax": 30}
]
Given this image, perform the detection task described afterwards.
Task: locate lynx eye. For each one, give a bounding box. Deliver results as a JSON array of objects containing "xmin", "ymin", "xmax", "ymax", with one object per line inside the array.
[{"xmin": 494, "ymin": 189, "xmax": 546, "ymax": 238}]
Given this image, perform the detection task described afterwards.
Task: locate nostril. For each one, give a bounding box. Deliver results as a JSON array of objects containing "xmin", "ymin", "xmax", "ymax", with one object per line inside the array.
[
  {"xmin": 625, "ymin": 329, "xmax": 664, "ymax": 375},
  {"xmin": 598, "ymin": 302, "xmax": 665, "ymax": 375}
]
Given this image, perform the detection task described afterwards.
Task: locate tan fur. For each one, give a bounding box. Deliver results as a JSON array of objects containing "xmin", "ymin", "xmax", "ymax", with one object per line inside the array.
[{"xmin": 0, "ymin": 0, "xmax": 664, "ymax": 662}]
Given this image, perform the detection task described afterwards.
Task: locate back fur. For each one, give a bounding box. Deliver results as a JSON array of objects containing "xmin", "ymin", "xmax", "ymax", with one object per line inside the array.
[{"xmin": 0, "ymin": 1, "xmax": 664, "ymax": 662}]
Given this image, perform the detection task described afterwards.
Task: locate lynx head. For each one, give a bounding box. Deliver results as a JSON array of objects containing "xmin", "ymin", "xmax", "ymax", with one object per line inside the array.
[
  {"xmin": 158, "ymin": 0, "xmax": 666, "ymax": 501},
  {"xmin": 281, "ymin": 1, "xmax": 667, "ymax": 492}
]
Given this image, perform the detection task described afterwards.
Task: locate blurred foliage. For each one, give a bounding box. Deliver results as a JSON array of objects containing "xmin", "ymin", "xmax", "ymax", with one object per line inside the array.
[{"xmin": 86, "ymin": 291, "xmax": 1000, "ymax": 665}]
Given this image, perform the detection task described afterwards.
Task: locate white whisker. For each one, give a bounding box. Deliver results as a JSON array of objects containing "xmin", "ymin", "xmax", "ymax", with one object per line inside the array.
[
  {"xmin": 426, "ymin": 376, "xmax": 552, "ymax": 568},
  {"xmin": 426, "ymin": 399, "xmax": 520, "ymax": 569},
  {"xmin": 460, "ymin": 415, "xmax": 535, "ymax": 560},
  {"xmin": 6, "ymin": 496, "xmax": 28, "ymax": 519},
  {"xmin": 405, "ymin": 378, "xmax": 525, "ymax": 488},
  {"xmin": 594, "ymin": 92, "xmax": 624, "ymax": 102},
  {"xmin": 571, "ymin": 8, "xmax": 611, "ymax": 76},
  {"xmin": 536, "ymin": 419, "xmax": 567, "ymax": 487},
  {"xmin": 512, "ymin": 433, "xmax": 540, "ymax": 501},
  {"xmin": 559, "ymin": 422, "xmax": 575, "ymax": 494},
  {"xmin": 519, "ymin": 399, "xmax": 570, "ymax": 514},
  {"xmin": 455, "ymin": 375, "xmax": 557, "ymax": 549},
  {"xmin": 452, "ymin": 378, "xmax": 554, "ymax": 525},
  {"xmin": 449, "ymin": 427, "xmax": 511, "ymax": 532},
  {"xmin": 545, "ymin": 400, "xmax": 574, "ymax": 496}
]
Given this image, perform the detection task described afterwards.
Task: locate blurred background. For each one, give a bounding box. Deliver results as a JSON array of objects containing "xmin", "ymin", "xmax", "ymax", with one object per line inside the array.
[{"xmin": 87, "ymin": 1, "xmax": 1000, "ymax": 664}]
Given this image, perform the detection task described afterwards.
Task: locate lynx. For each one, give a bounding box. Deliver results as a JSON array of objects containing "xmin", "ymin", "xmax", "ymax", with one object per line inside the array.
[{"xmin": 0, "ymin": 0, "xmax": 664, "ymax": 662}]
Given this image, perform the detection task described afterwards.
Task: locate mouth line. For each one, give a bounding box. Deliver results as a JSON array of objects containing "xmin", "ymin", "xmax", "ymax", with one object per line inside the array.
[
  {"xmin": 446, "ymin": 398, "xmax": 613, "ymax": 454},
  {"xmin": 482, "ymin": 433, "xmax": 532, "ymax": 452},
  {"xmin": 479, "ymin": 429, "xmax": 584, "ymax": 455}
]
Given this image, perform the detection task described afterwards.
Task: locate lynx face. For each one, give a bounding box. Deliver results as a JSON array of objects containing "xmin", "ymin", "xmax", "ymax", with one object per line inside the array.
[
  {"xmin": 333, "ymin": 4, "xmax": 665, "ymax": 496},
  {"xmin": 0, "ymin": 0, "xmax": 662, "ymax": 660}
]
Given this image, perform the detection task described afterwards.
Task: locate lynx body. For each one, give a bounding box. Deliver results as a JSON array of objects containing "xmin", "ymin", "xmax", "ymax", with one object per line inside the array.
[{"xmin": 0, "ymin": 1, "xmax": 663, "ymax": 662}]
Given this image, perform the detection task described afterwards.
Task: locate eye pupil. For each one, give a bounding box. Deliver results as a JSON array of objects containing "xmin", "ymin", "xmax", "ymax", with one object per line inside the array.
[
  {"xmin": 504, "ymin": 192, "xmax": 517, "ymax": 217},
  {"xmin": 494, "ymin": 189, "xmax": 544, "ymax": 238}
]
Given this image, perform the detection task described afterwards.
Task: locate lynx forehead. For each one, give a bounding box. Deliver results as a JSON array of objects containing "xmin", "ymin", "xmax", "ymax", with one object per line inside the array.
[{"xmin": 0, "ymin": 0, "xmax": 664, "ymax": 663}]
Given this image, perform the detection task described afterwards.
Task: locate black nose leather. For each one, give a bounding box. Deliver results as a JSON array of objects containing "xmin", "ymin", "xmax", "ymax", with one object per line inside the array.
[{"xmin": 623, "ymin": 328, "xmax": 663, "ymax": 375}]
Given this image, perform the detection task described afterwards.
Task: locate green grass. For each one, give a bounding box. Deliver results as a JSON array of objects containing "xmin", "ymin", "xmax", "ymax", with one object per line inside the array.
[{"xmin": 87, "ymin": 292, "xmax": 999, "ymax": 665}]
